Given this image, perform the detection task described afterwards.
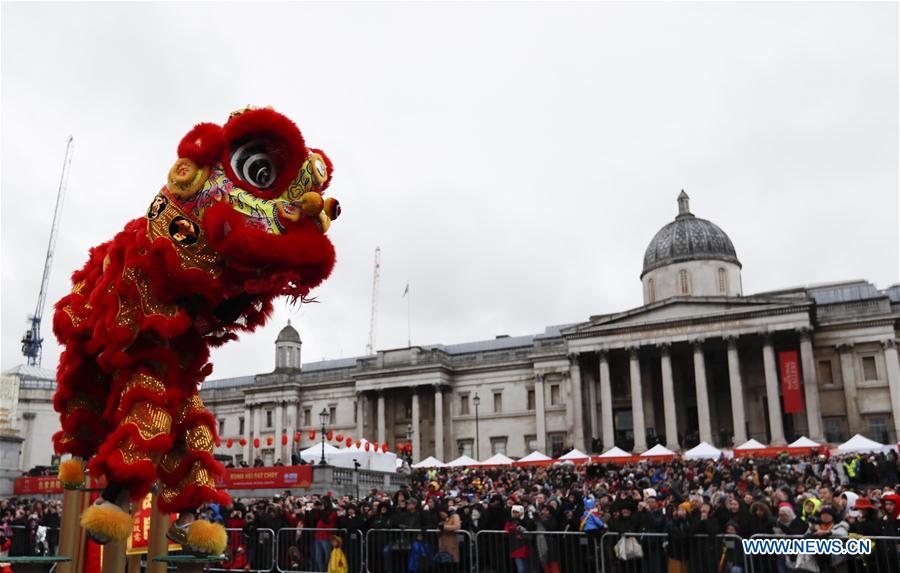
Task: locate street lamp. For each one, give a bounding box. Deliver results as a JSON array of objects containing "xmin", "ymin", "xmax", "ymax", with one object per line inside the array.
[
  {"xmin": 473, "ymin": 393, "xmax": 481, "ymax": 460},
  {"xmin": 353, "ymin": 458, "xmax": 361, "ymax": 501},
  {"xmin": 319, "ymin": 408, "xmax": 329, "ymax": 465},
  {"xmin": 405, "ymin": 423, "xmax": 413, "ymax": 464}
]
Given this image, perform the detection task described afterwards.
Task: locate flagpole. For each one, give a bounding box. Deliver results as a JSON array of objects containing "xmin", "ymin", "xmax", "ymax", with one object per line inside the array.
[{"xmin": 407, "ymin": 283, "xmax": 411, "ymax": 348}]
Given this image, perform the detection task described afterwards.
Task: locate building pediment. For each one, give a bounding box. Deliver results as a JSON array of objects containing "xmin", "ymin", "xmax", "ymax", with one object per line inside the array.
[{"xmin": 563, "ymin": 296, "xmax": 813, "ymax": 339}]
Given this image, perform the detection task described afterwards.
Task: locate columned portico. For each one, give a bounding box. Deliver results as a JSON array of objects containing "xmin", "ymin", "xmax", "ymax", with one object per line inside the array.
[
  {"xmin": 628, "ymin": 347, "xmax": 647, "ymax": 452},
  {"xmin": 798, "ymin": 329, "xmax": 824, "ymax": 442},
  {"xmin": 762, "ymin": 335, "xmax": 786, "ymax": 445},
  {"xmin": 658, "ymin": 343, "xmax": 679, "ymax": 450},
  {"xmin": 598, "ymin": 351, "xmax": 614, "ymax": 451},
  {"xmin": 726, "ymin": 336, "xmax": 747, "ymax": 445},
  {"xmin": 838, "ymin": 344, "xmax": 862, "ymax": 435},
  {"xmin": 356, "ymin": 393, "xmax": 365, "ymax": 442},
  {"xmin": 377, "ymin": 391, "xmax": 386, "ymax": 444},
  {"xmin": 285, "ymin": 400, "xmax": 296, "ymax": 462},
  {"xmin": 252, "ymin": 404, "xmax": 261, "ymax": 462},
  {"xmin": 692, "ymin": 339, "xmax": 713, "ymax": 445},
  {"xmin": 411, "ymin": 388, "xmax": 421, "ymax": 462},
  {"xmin": 568, "ymin": 354, "xmax": 586, "ymax": 452},
  {"xmin": 534, "ymin": 374, "xmax": 547, "ymax": 453},
  {"xmin": 243, "ymin": 405, "xmax": 252, "ymax": 462},
  {"xmin": 433, "ymin": 385, "xmax": 444, "ymax": 460}
]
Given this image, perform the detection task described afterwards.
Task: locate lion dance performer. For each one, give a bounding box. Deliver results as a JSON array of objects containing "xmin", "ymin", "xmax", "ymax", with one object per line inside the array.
[{"xmin": 52, "ymin": 106, "xmax": 340, "ymax": 555}]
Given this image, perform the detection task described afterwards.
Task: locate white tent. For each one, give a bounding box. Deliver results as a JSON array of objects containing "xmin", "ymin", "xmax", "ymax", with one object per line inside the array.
[
  {"xmin": 789, "ymin": 436, "xmax": 820, "ymax": 448},
  {"xmin": 480, "ymin": 453, "xmax": 514, "ymax": 465},
  {"xmin": 299, "ymin": 442, "xmax": 341, "ymax": 464},
  {"xmin": 735, "ymin": 439, "xmax": 767, "ymax": 450},
  {"xmin": 559, "ymin": 449, "xmax": 589, "ymax": 460},
  {"xmin": 598, "ymin": 446, "xmax": 632, "ymax": 458},
  {"xmin": 299, "ymin": 440, "xmax": 398, "ymax": 472},
  {"xmin": 684, "ymin": 442, "xmax": 723, "ymax": 460},
  {"xmin": 640, "ymin": 444, "xmax": 676, "ymax": 457},
  {"xmin": 518, "ymin": 451, "xmax": 551, "ymax": 463},
  {"xmin": 447, "ymin": 455, "xmax": 479, "ymax": 467},
  {"xmin": 838, "ymin": 434, "xmax": 894, "ymax": 454},
  {"xmin": 413, "ymin": 456, "xmax": 446, "ymax": 468}
]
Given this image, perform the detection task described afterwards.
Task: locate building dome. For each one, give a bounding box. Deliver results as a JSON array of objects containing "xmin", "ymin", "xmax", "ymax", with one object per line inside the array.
[
  {"xmin": 276, "ymin": 320, "xmax": 301, "ymax": 344},
  {"xmin": 641, "ymin": 191, "xmax": 740, "ymax": 278}
]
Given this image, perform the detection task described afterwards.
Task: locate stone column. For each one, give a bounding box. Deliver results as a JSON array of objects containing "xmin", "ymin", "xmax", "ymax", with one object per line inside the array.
[
  {"xmin": 286, "ymin": 401, "xmax": 296, "ymax": 464},
  {"xmin": 275, "ymin": 401, "xmax": 284, "ymax": 463},
  {"xmin": 763, "ymin": 335, "xmax": 787, "ymax": 445},
  {"xmin": 882, "ymin": 340, "xmax": 900, "ymax": 442},
  {"xmin": 838, "ymin": 344, "xmax": 862, "ymax": 436},
  {"xmin": 568, "ymin": 354, "xmax": 586, "ymax": 452},
  {"xmin": 433, "ymin": 385, "xmax": 445, "ymax": 460},
  {"xmin": 411, "ymin": 388, "xmax": 421, "ymax": 462},
  {"xmin": 599, "ymin": 350, "xmax": 615, "ymax": 451},
  {"xmin": 692, "ymin": 339, "xmax": 713, "ymax": 445},
  {"xmin": 659, "ymin": 343, "xmax": 679, "ymax": 450},
  {"xmin": 629, "ymin": 347, "xmax": 648, "ymax": 452},
  {"xmin": 356, "ymin": 393, "xmax": 365, "ymax": 442},
  {"xmin": 726, "ymin": 336, "xmax": 748, "ymax": 445},
  {"xmin": 587, "ymin": 370, "xmax": 599, "ymax": 449},
  {"xmin": 798, "ymin": 329, "xmax": 825, "ymax": 442},
  {"xmin": 534, "ymin": 374, "xmax": 547, "ymax": 453},
  {"xmin": 377, "ymin": 391, "xmax": 386, "ymax": 444},
  {"xmin": 243, "ymin": 405, "xmax": 252, "ymax": 462},
  {"xmin": 252, "ymin": 404, "xmax": 261, "ymax": 462},
  {"xmin": 20, "ymin": 413, "xmax": 35, "ymax": 471}
]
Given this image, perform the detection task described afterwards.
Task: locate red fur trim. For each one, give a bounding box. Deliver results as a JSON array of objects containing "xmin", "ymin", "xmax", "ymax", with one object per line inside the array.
[
  {"xmin": 178, "ymin": 123, "xmax": 224, "ymax": 166},
  {"xmin": 158, "ymin": 451, "xmax": 223, "ymax": 487},
  {"xmin": 308, "ymin": 148, "xmax": 334, "ymax": 192},
  {"xmin": 157, "ymin": 483, "xmax": 231, "ymax": 514},
  {"xmin": 97, "ymin": 450, "xmax": 159, "ymax": 501},
  {"xmin": 221, "ymin": 108, "xmax": 307, "ymax": 200},
  {"xmin": 202, "ymin": 202, "xmax": 335, "ymax": 293},
  {"xmin": 52, "ymin": 431, "xmax": 96, "ymax": 458}
]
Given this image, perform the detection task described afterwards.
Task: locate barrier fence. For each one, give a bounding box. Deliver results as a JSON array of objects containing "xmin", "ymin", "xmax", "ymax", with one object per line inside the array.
[
  {"xmin": 365, "ymin": 528, "xmax": 473, "ymax": 573},
  {"xmin": 3, "ymin": 524, "xmax": 61, "ymax": 558},
  {"xmin": 745, "ymin": 534, "xmax": 900, "ymax": 573}
]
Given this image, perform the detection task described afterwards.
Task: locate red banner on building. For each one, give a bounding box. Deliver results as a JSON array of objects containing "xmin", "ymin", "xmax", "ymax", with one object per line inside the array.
[
  {"xmin": 779, "ymin": 350, "xmax": 804, "ymax": 413},
  {"xmin": 215, "ymin": 465, "xmax": 313, "ymax": 490},
  {"xmin": 13, "ymin": 476, "xmax": 64, "ymax": 495}
]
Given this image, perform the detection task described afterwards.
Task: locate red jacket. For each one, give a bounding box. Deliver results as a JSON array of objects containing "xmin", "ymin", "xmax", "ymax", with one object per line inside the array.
[{"xmin": 316, "ymin": 511, "xmax": 337, "ymax": 540}]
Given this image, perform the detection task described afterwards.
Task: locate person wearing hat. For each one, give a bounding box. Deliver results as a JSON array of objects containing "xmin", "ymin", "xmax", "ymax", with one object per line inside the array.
[
  {"xmin": 806, "ymin": 505, "xmax": 849, "ymax": 572},
  {"xmin": 505, "ymin": 505, "xmax": 533, "ymax": 573},
  {"xmin": 881, "ymin": 493, "xmax": 900, "ymax": 537}
]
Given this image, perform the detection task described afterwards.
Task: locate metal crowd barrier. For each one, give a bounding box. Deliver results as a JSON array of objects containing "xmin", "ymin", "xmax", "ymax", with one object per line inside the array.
[
  {"xmin": 747, "ymin": 533, "xmax": 900, "ymax": 573},
  {"xmin": 275, "ymin": 527, "xmax": 363, "ymax": 573},
  {"xmin": 475, "ymin": 529, "xmax": 601, "ymax": 573},
  {"xmin": 365, "ymin": 528, "xmax": 474, "ymax": 573},
  {"xmin": 4, "ymin": 524, "xmax": 61, "ymax": 558},
  {"xmin": 207, "ymin": 526, "xmax": 276, "ymax": 573},
  {"xmin": 599, "ymin": 532, "xmax": 747, "ymax": 573}
]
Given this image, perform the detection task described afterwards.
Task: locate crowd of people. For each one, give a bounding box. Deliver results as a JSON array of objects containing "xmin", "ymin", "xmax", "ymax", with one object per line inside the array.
[{"xmin": 0, "ymin": 497, "xmax": 62, "ymax": 559}]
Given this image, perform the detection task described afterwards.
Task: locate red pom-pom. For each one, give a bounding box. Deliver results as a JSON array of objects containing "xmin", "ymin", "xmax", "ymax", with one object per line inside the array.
[
  {"xmin": 253, "ymin": 438, "xmax": 260, "ymax": 448},
  {"xmin": 226, "ymin": 438, "xmax": 234, "ymax": 448},
  {"xmin": 177, "ymin": 122, "xmax": 224, "ymax": 166},
  {"xmin": 282, "ymin": 435, "xmax": 288, "ymax": 446},
  {"xmin": 326, "ymin": 430, "xmax": 333, "ymax": 441},
  {"xmin": 266, "ymin": 436, "xmax": 273, "ymax": 446},
  {"xmin": 240, "ymin": 438, "xmax": 247, "ymax": 447},
  {"xmin": 309, "ymin": 430, "xmax": 316, "ymax": 440},
  {"xmin": 346, "ymin": 437, "xmax": 352, "ymax": 447}
]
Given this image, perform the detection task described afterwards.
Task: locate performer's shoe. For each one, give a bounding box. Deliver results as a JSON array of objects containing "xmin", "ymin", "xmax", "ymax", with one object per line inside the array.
[
  {"xmin": 81, "ymin": 498, "xmax": 132, "ymax": 545},
  {"xmin": 167, "ymin": 519, "xmax": 227, "ymax": 556}
]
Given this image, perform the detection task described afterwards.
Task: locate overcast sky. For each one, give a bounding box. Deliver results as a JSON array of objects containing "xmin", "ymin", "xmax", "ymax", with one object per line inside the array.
[{"xmin": 2, "ymin": 1, "xmax": 898, "ymax": 381}]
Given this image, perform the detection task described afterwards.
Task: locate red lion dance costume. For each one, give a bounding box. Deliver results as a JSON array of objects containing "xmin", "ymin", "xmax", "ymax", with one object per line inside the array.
[{"xmin": 52, "ymin": 106, "xmax": 340, "ymax": 555}]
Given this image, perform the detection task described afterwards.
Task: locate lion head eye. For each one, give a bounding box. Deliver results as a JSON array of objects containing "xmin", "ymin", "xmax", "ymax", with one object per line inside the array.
[{"xmin": 230, "ymin": 138, "xmax": 281, "ymax": 190}]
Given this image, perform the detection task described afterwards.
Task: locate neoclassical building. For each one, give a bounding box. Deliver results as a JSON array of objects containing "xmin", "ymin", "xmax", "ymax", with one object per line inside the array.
[
  {"xmin": 6, "ymin": 193, "xmax": 900, "ymax": 471},
  {"xmin": 197, "ymin": 192, "xmax": 900, "ymax": 465}
]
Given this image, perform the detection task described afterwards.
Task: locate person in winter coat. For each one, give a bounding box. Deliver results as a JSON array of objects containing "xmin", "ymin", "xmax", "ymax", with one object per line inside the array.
[
  {"xmin": 848, "ymin": 498, "xmax": 883, "ymax": 573},
  {"xmin": 690, "ymin": 503, "xmax": 721, "ymax": 573},
  {"xmin": 505, "ymin": 505, "xmax": 533, "ymax": 573},
  {"xmin": 328, "ymin": 535, "xmax": 349, "ymax": 573},
  {"xmin": 774, "ymin": 503, "xmax": 805, "ymax": 536},
  {"xmin": 721, "ymin": 521, "xmax": 746, "ymax": 573},
  {"xmin": 436, "ymin": 507, "xmax": 462, "ymax": 566},
  {"xmin": 800, "ymin": 497, "xmax": 822, "ymax": 525},
  {"xmin": 806, "ymin": 505, "xmax": 849, "ymax": 573},
  {"xmin": 666, "ymin": 502, "xmax": 693, "ymax": 573},
  {"xmin": 535, "ymin": 506, "xmax": 561, "ymax": 573},
  {"xmin": 748, "ymin": 502, "xmax": 775, "ymax": 536}
]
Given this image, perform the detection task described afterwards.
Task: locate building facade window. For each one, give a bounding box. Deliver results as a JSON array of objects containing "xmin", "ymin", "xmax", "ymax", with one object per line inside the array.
[
  {"xmin": 718, "ymin": 268, "xmax": 727, "ymax": 293},
  {"xmin": 239, "ymin": 417, "xmax": 245, "ymax": 435},
  {"xmin": 266, "ymin": 410, "xmax": 273, "ymax": 428},
  {"xmin": 868, "ymin": 417, "xmax": 888, "ymax": 443},
  {"xmin": 493, "ymin": 391, "xmax": 502, "ymax": 413},
  {"xmin": 824, "ymin": 418, "xmax": 844, "ymax": 443},
  {"xmin": 460, "ymin": 394, "xmax": 470, "ymax": 415},
  {"xmin": 861, "ymin": 356, "xmax": 878, "ymax": 381},
  {"xmin": 679, "ymin": 270, "xmax": 690, "ymax": 295},
  {"xmin": 527, "ymin": 389, "xmax": 535, "ymax": 410},
  {"xmin": 548, "ymin": 433, "xmax": 566, "ymax": 457},
  {"xmin": 218, "ymin": 419, "xmax": 225, "ymax": 436},
  {"xmin": 525, "ymin": 435, "xmax": 538, "ymax": 452},
  {"xmin": 329, "ymin": 405, "xmax": 337, "ymax": 424},
  {"xmin": 458, "ymin": 439, "xmax": 473, "ymax": 457},
  {"xmin": 491, "ymin": 437, "xmax": 508, "ymax": 455},
  {"xmin": 303, "ymin": 408, "xmax": 311, "ymax": 427},
  {"xmin": 550, "ymin": 384, "xmax": 560, "ymax": 405},
  {"xmin": 818, "ymin": 360, "xmax": 834, "ymax": 385}
]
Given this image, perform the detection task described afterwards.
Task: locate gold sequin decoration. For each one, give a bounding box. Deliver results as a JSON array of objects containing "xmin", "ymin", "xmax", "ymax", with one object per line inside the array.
[
  {"xmin": 119, "ymin": 441, "xmax": 153, "ymax": 465},
  {"xmin": 122, "ymin": 372, "xmax": 167, "ymax": 397},
  {"xmin": 123, "ymin": 401, "xmax": 172, "ymax": 441},
  {"xmin": 159, "ymin": 449, "xmax": 184, "ymax": 474},
  {"xmin": 145, "ymin": 192, "xmax": 221, "ymax": 276},
  {"xmin": 185, "ymin": 425, "xmax": 214, "ymax": 453},
  {"xmin": 62, "ymin": 305, "xmax": 84, "ymax": 327},
  {"xmin": 123, "ymin": 267, "xmax": 179, "ymax": 318},
  {"xmin": 176, "ymin": 395, "xmax": 205, "ymax": 425},
  {"xmin": 67, "ymin": 394, "xmax": 99, "ymax": 415}
]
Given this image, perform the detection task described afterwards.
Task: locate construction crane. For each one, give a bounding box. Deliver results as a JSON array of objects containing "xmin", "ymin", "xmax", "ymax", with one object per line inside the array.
[
  {"xmin": 366, "ymin": 247, "xmax": 381, "ymax": 355},
  {"xmin": 21, "ymin": 136, "xmax": 74, "ymax": 366}
]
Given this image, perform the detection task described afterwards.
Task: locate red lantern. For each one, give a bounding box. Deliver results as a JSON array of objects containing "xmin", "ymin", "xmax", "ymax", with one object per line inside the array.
[
  {"xmin": 309, "ymin": 430, "xmax": 316, "ymax": 440},
  {"xmin": 266, "ymin": 436, "xmax": 273, "ymax": 446},
  {"xmin": 294, "ymin": 432, "xmax": 301, "ymax": 443},
  {"xmin": 382, "ymin": 443, "xmax": 389, "ymax": 453},
  {"xmin": 240, "ymin": 438, "xmax": 247, "ymax": 447},
  {"xmin": 226, "ymin": 438, "xmax": 234, "ymax": 448},
  {"xmin": 327, "ymin": 430, "xmax": 334, "ymax": 441},
  {"xmin": 346, "ymin": 437, "xmax": 352, "ymax": 447},
  {"xmin": 396, "ymin": 443, "xmax": 404, "ymax": 452},
  {"xmin": 405, "ymin": 442, "xmax": 412, "ymax": 454},
  {"xmin": 282, "ymin": 435, "xmax": 288, "ymax": 446},
  {"xmin": 253, "ymin": 438, "xmax": 260, "ymax": 448},
  {"xmin": 364, "ymin": 442, "xmax": 370, "ymax": 452},
  {"xmin": 336, "ymin": 433, "xmax": 343, "ymax": 442},
  {"xmin": 355, "ymin": 440, "xmax": 361, "ymax": 448}
]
